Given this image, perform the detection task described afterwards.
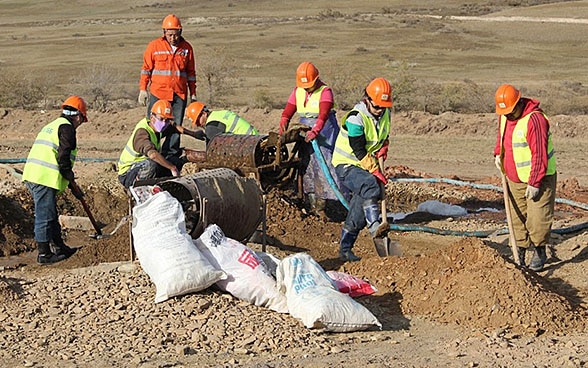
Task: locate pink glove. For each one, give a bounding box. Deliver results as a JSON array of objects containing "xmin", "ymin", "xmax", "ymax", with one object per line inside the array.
[
  {"xmin": 372, "ymin": 169, "xmax": 387, "ymax": 185},
  {"xmin": 305, "ymin": 129, "xmax": 318, "ymax": 142},
  {"xmin": 279, "ymin": 117, "xmax": 289, "ymax": 135},
  {"xmin": 375, "ymin": 140, "xmax": 389, "ymax": 160}
]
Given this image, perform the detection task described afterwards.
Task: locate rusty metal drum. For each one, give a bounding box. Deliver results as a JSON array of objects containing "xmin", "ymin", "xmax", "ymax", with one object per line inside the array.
[{"xmin": 157, "ymin": 168, "xmax": 264, "ymax": 242}]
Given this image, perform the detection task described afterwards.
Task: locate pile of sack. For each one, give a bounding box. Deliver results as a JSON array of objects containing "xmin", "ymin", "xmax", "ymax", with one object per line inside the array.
[{"xmin": 132, "ymin": 190, "xmax": 381, "ymax": 332}]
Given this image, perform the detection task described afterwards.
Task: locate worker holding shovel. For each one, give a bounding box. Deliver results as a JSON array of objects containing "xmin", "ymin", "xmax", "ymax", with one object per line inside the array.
[
  {"xmin": 22, "ymin": 96, "xmax": 88, "ymax": 264},
  {"xmin": 118, "ymin": 100, "xmax": 205, "ymax": 188},
  {"xmin": 494, "ymin": 84, "xmax": 557, "ymax": 272},
  {"xmin": 331, "ymin": 78, "xmax": 392, "ymax": 262}
]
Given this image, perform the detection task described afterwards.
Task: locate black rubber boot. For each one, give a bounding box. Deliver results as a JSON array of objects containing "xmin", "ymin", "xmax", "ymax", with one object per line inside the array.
[
  {"xmin": 52, "ymin": 236, "xmax": 77, "ymax": 259},
  {"xmin": 37, "ymin": 242, "xmax": 67, "ymax": 265},
  {"xmin": 362, "ymin": 199, "xmax": 381, "ymax": 237},
  {"xmin": 339, "ymin": 228, "xmax": 361, "ymax": 262},
  {"xmin": 517, "ymin": 247, "xmax": 527, "ymax": 267},
  {"xmin": 529, "ymin": 246, "xmax": 547, "ymax": 271}
]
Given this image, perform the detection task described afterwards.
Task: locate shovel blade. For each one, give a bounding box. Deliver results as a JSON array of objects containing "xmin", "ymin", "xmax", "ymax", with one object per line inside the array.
[{"xmin": 373, "ymin": 235, "xmax": 402, "ymax": 257}]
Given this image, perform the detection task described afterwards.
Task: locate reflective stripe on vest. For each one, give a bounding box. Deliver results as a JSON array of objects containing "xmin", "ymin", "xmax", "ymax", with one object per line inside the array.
[
  {"xmin": 499, "ymin": 112, "xmax": 556, "ymax": 182},
  {"xmin": 118, "ymin": 118, "xmax": 160, "ymax": 175},
  {"xmin": 207, "ymin": 110, "xmax": 258, "ymax": 135},
  {"xmin": 22, "ymin": 117, "xmax": 77, "ymax": 192},
  {"xmin": 332, "ymin": 109, "xmax": 390, "ymax": 168}
]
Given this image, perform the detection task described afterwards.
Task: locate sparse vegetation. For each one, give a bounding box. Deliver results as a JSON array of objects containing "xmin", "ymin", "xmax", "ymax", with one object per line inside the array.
[{"xmin": 197, "ymin": 46, "xmax": 238, "ymax": 106}]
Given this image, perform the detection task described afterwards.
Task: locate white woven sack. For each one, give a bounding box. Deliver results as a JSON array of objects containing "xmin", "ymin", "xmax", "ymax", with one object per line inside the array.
[
  {"xmin": 132, "ymin": 191, "xmax": 227, "ymax": 303},
  {"xmin": 276, "ymin": 253, "xmax": 381, "ymax": 332},
  {"xmin": 195, "ymin": 224, "xmax": 288, "ymax": 313}
]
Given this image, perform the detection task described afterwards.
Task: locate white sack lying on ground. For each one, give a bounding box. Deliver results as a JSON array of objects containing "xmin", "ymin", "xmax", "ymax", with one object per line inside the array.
[
  {"xmin": 276, "ymin": 253, "xmax": 381, "ymax": 332},
  {"xmin": 417, "ymin": 200, "xmax": 468, "ymax": 216},
  {"xmin": 132, "ymin": 191, "xmax": 227, "ymax": 303},
  {"xmin": 195, "ymin": 224, "xmax": 288, "ymax": 313}
]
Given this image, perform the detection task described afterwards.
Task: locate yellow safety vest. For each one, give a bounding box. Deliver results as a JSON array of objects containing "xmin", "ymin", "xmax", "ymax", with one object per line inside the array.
[
  {"xmin": 22, "ymin": 117, "xmax": 77, "ymax": 192},
  {"xmin": 207, "ymin": 110, "xmax": 258, "ymax": 135},
  {"xmin": 332, "ymin": 108, "xmax": 390, "ymax": 168},
  {"xmin": 118, "ymin": 118, "xmax": 160, "ymax": 175},
  {"xmin": 499, "ymin": 112, "xmax": 556, "ymax": 182}
]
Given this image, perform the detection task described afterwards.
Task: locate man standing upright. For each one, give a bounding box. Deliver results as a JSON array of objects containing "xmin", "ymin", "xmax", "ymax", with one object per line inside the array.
[
  {"xmin": 138, "ymin": 14, "xmax": 197, "ymax": 167},
  {"xmin": 494, "ymin": 84, "xmax": 557, "ymax": 272},
  {"xmin": 22, "ymin": 96, "xmax": 88, "ymax": 264}
]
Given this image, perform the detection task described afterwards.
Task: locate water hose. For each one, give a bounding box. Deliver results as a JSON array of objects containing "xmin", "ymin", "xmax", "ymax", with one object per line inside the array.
[
  {"xmin": 310, "ymin": 139, "xmax": 349, "ymax": 210},
  {"xmin": 389, "ymin": 177, "xmax": 588, "ymax": 211}
]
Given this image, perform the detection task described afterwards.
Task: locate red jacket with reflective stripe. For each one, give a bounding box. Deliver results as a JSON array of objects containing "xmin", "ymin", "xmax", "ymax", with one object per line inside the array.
[{"xmin": 140, "ymin": 36, "xmax": 196, "ymax": 101}]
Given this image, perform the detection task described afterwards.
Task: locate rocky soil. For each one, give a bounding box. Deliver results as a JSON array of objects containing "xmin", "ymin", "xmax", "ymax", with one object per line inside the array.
[{"xmin": 1, "ymin": 107, "xmax": 588, "ymax": 367}]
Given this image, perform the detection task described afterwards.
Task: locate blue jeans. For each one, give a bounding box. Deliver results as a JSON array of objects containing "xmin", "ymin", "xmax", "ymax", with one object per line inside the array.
[
  {"xmin": 335, "ymin": 164, "xmax": 382, "ymax": 233},
  {"xmin": 25, "ymin": 181, "xmax": 60, "ymax": 243},
  {"xmin": 147, "ymin": 93, "xmax": 187, "ymax": 160}
]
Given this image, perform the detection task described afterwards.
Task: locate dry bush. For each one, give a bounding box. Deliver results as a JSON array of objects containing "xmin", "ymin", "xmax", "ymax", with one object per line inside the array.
[
  {"xmin": 325, "ymin": 63, "xmax": 366, "ymax": 111},
  {"xmin": 251, "ymin": 89, "xmax": 277, "ymax": 110},
  {"xmin": 0, "ymin": 69, "xmax": 53, "ymax": 110},
  {"xmin": 531, "ymin": 82, "xmax": 588, "ymax": 115},
  {"xmin": 70, "ymin": 64, "xmax": 134, "ymax": 112},
  {"xmin": 197, "ymin": 46, "xmax": 238, "ymax": 106}
]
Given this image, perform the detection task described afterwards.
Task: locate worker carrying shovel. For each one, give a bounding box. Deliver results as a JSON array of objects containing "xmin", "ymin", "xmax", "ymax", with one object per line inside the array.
[
  {"xmin": 22, "ymin": 96, "xmax": 88, "ymax": 264},
  {"xmin": 494, "ymin": 84, "xmax": 557, "ymax": 272},
  {"xmin": 118, "ymin": 100, "xmax": 205, "ymax": 188},
  {"xmin": 331, "ymin": 78, "xmax": 392, "ymax": 262}
]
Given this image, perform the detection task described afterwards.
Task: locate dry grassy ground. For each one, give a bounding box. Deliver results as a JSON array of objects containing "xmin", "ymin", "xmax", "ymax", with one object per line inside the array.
[{"xmin": 2, "ymin": 1, "xmax": 588, "ymax": 367}]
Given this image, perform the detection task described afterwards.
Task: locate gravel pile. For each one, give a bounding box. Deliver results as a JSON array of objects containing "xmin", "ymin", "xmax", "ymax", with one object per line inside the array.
[{"xmin": 0, "ymin": 262, "xmax": 374, "ymax": 367}]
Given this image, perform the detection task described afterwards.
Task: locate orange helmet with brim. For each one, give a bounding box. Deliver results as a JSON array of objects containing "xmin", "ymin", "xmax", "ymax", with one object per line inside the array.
[
  {"xmin": 62, "ymin": 95, "xmax": 88, "ymax": 122},
  {"xmin": 296, "ymin": 61, "xmax": 319, "ymax": 89},
  {"xmin": 495, "ymin": 84, "xmax": 521, "ymax": 115},
  {"xmin": 365, "ymin": 77, "xmax": 393, "ymax": 108},
  {"xmin": 151, "ymin": 100, "xmax": 174, "ymax": 119}
]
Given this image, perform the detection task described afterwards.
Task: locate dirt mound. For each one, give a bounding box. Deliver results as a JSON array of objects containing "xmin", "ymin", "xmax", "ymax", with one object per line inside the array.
[{"xmin": 345, "ymin": 237, "xmax": 586, "ymax": 334}]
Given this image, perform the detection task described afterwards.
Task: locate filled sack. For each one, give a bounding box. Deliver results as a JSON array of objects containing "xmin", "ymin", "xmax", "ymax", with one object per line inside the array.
[
  {"xmin": 276, "ymin": 253, "xmax": 381, "ymax": 332},
  {"xmin": 195, "ymin": 224, "xmax": 288, "ymax": 313},
  {"xmin": 132, "ymin": 191, "xmax": 227, "ymax": 303}
]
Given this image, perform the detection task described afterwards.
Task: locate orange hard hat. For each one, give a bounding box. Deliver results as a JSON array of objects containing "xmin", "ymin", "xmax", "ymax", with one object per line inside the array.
[
  {"xmin": 495, "ymin": 84, "xmax": 521, "ymax": 115},
  {"xmin": 296, "ymin": 61, "xmax": 319, "ymax": 89},
  {"xmin": 365, "ymin": 77, "xmax": 393, "ymax": 108},
  {"xmin": 162, "ymin": 14, "xmax": 182, "ymax": 30},
  {"xmin": 151, "ymin": 100, "xmax": 174, "ymax": 119},
  {"xmin": 61, "ymin": 95, "xmax": 88, "ymax": 122},
  {"xmin": 186, "ymin": 102, "xmax": 206, "ymax": 127}
]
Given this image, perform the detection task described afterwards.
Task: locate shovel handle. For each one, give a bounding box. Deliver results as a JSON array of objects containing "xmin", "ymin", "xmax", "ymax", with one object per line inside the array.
[
  {"xmin": 71, "ymin": 182, "xmax": 102, "ymax": 236},
  {"xmin": 501, "ymin": 174, "xmax": 519, "ymax": 264}
]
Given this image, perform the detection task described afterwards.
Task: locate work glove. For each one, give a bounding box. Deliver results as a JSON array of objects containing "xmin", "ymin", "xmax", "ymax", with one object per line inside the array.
[
  {"xmin": 304, "ymin": 129, "xmax": 319, "ymax": 143},
  {"xmin": 494, "ymin": 155, "xmax": 502, "ymax": 172},
  {"xmin": 138, "ymin": 90, "xmax": 148, "ymax": 106},
  {"xmin": 375, "ymin": 139, "xmax": 389, "ymax": 160},
  {"xmin": 68, "ymin": 181, "xmax": 84, "ymax": 200},
  {"xmin": 190, "ymin": 94, "xmax": 197, "ymax": 104},
  {"xmin": 525, "ymin": 185, "xmax": 540, "ymax": 200},
  {"xmin": 359, "ymin": 154, "xmax": 379, "ymax": 173},
  {"xmin": 185, "ymin": 128, "xmax": 206, "ymax": 141},
  {"xmin": 170, "ymin": 166, "xmax": 180, "ymax": 178},
  {"xmin": 372, "ymin": 169, "xmax": 388, "ymax": 185},
  {"xmin": 279, "ymin": 117, "xmax": 290, "ymax": 135}
]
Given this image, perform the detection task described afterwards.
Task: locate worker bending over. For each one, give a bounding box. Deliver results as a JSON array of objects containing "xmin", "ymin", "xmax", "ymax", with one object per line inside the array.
[{"xmin": 185, "ymin": 102, "xmax": 258, "ymax": 145}]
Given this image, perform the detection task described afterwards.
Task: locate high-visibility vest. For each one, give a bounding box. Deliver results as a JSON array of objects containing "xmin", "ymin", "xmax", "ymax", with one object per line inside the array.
[
  {"xmin": 22, "ymin": 117, "xmax": 77, "ymax": 192},
  {"xmin": 139, "ymin": 37, "xmax": 196, "ymax": 101},
  {"xmin": 118, "ymin": 118, "xmax": 160, "ymax": 175},
  {"xmin": 207, "ymin": 110, "xmax": 258, "ymax": 135},
  {"xmin": 499, "ymin": 112, "xmax": 556, "ymax": 182},
  {"xmin": 332, "ymin": 108, "xmax": 390, "ymax": 168},
  {"xmin": 295, "ymin": 85, "xmax": 339, "ymax": 147},
  {"xmin": 295, "ymin": 85, "xmax": 333, "ymax": 119}
]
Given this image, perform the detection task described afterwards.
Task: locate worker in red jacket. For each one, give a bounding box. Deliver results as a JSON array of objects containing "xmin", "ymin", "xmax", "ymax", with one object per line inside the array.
[
  {"xmin": 494, "ymin": 84, "xmax": 557, "ymax": 272},
  {"xmin": 138, "ymin": 14, "xmax": 197, "ymax": 168}
]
